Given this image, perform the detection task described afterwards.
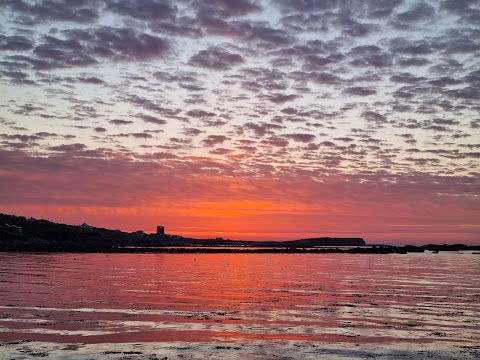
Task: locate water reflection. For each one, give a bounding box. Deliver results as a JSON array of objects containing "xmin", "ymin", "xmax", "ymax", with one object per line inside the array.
[{"xmin": 0, "ymin": 253, "xmax": 479, "ymax": 358}]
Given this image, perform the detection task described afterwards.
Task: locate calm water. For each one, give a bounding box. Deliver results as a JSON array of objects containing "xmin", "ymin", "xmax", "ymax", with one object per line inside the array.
[{"xmin": 0, "ymin": 252, "xmax": 479, "ymax": 359}]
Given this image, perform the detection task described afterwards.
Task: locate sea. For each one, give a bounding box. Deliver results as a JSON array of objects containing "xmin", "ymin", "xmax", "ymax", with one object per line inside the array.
[{"xmin": 0, "ymin": 252, "xmax": 479, "ymax": 359}]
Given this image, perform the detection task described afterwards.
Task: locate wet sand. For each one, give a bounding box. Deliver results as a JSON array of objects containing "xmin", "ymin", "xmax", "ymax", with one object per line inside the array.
[{"xmin": 2, "ymin": 339, "xmax": 479, "ymax": 359}]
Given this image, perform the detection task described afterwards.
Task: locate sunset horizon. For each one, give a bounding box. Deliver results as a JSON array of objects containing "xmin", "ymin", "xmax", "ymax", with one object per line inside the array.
[{"xmin": 1, "ymin": 210, "xmax": 478, "ymax": 246}]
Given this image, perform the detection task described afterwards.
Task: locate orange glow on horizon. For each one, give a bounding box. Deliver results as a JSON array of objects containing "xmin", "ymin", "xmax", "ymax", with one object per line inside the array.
[{"xmin": 4, "ymin": 201, "xmax": 480, "ymax": 245}]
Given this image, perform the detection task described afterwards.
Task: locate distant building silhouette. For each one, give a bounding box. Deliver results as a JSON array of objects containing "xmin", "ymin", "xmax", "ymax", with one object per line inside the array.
[{"xmin": 157, "ymin": 226, "xmax": 164, "ymax": 235}]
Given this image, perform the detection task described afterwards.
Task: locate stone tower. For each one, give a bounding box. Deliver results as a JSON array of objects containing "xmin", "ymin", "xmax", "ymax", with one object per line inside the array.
[{"xmin": 157, "ymin": 225, "xmax": 164, "ymax": 235}]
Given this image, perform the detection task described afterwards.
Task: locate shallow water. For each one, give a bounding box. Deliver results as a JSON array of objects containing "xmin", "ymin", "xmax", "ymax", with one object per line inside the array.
[{"xmin": 0, "ymin": 252, "xmax": 479, "ymax": 359}]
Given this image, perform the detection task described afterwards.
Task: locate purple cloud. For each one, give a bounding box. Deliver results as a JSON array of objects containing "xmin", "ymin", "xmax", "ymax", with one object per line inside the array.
[
  {"xmin": 107, "ymin": 0, "xmax": 176, "ymax": 20},
  {"xmin": 138, "ymin": 114, "xmax": 167, "ymax": 126},
  {"xmin": 195, "ymin": 0, "xmax": 261, "ymax": 18},
  {"xmin": 49, "ymin": 143, "xmax": 87, "ymax": 152},
  {"xmin": 264, "ymin": 93, "xmax": 299, "ymax": 103},
  {"xmin": 396, "ymin": 3, "xmax": 436, "ymax": 23},
  {"xmin": 189, "ymin": 46, "xmax": 244, "ymax": 70},
  {"xmin": 243, "ymin": 122, "xmax": 285, "ymax": 137},
  {"xmin": 0, "ymin": 35, "xmax": 34, "ymax": 51},
  {"xmin": 77, "ymin": 76, "xmax": 106, "ymax": 84},
  {"xmin": 343, "ymin": 87, "xmax": 377, "ymax": 96},
  {"xmin": 202, "ymin": 134, "xmax": 229, "ymax": 146},
  {"xmin": 284, "ymin": 133, "xmax": 316, "ymax": 143},
  {"xmin": 109, "ymin": 119, "xmax": 133, "ymax": 126},
  {"xmin": 2, "ymin": 0, "xmax": 99, "ymax": 24}
]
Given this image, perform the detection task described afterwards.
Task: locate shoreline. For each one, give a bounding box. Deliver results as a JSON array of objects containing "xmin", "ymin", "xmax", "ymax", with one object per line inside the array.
[
  {"xmin": 1, "ymin": 214, "xmax": 479, "ymax": 253},
  {"xmin": 1, "ymin": 245, "xmax": 479, "ymax": 254}
]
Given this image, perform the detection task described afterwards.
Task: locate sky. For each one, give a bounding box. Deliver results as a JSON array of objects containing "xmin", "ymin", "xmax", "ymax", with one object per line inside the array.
[{"xmin": 0, "ymin": 0, "xmax": 479, "ymax": 245}]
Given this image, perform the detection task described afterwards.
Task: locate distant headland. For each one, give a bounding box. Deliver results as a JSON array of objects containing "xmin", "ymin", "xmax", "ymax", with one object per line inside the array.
[{"xmin": 1, "ymin": 214, "xmax": 478, "ymax": 254}]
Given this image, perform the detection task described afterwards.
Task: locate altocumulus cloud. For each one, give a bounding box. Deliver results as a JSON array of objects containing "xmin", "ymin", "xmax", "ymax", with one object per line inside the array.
[{"xmin": 0, "ymin": 0, "xmax": 479, "ymax": 243}]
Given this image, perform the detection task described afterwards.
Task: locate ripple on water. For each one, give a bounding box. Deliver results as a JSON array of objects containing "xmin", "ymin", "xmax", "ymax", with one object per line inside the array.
[{"xmin": 0, "ymin": 253, "xmax": 479, "ymax": 359}]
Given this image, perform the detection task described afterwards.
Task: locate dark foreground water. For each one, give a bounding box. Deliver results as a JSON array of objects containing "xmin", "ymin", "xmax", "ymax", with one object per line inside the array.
[{"xmin": 0, "ymin": 252, "xmax": 479, "ymax": 359}]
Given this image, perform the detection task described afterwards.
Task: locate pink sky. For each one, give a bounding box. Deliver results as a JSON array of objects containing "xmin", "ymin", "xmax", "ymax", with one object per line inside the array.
[
  {"xmin": 1, "ymin": 149, "xmax": 479, "ymax": 244},
  {"xmin": 0, "ymin": 1, "xmax": 479, "ymax": 245}
]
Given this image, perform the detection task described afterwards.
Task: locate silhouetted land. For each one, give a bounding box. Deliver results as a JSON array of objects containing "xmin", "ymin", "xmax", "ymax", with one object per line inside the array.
[{"xmin": 1, "ymin": 214, "xmax": 478, "ymax": 254}]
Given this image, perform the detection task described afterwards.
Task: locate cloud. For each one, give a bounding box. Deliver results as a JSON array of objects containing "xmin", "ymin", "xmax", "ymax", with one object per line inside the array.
[
  {"xmin": 29, "ymin": 38, "xmax": 97, "ymax": 70},
  {"xmin": 77, "ymin": 76, "xmax": 106, "ymax": 84},
  {"xmin": 242, "ymin": 122, "xmax": 285, "ymax": 137},
  {"xmin": 153, "ymin": 70, "xmax": 200, "ymax": 83},
  {"xmin": 0, "ymin": 133, "xmax": 42, "ymax": 143},
  {"xmin": 396, "ymin": 2, "xmax": 436, "ymax": 23},
  {"xmin": 195, "ymin": 0, "xmax": 261, "ymax": 18},
  {"xmin": 395, "ymin": 57, "xmax": 430, "ymax": 67},
  {"xmin": 300, "ymin": 71, "xmax": 342, "ymax": 85},
  {"xmin": 348, "ymin": 45, "xmax": 393, "ymax": 68},
  {"xmin": 281, "ymin": 107, "xmax": 297, "ymax": 115},
  {"xmin": 431, "ymin": 118, "xmax": 460, "ymax": 126},
  {"xmin": 87, "ymin": 27, "xmax": 170, "ymax": 61},
  {"xmin": 138, "ymin": 114, "xmax": 167, "ymax": 126},
  {"xmin": 49, "ymin": 143, "xmax": 87, "ymax": 152},
  {"xmin": 343, "ymin": 86, "xmax": 377, "ymax": 96},
  {"xmin": 335, "ymin": 137, "xmax": 354, "ymax": 142},
  {"xmin": 198, "ymin": 17, "xmax": 294, "ymax": 48},
  {"xmin": 125, "ymin": 95, "xmax": 181, "ymax": 117},
  {"xmin": 150, "ymin": 17, "xmax": 203, "ymax": 38},
  {"xmin": 365, "ymin": 0, "xmax": 403, "ymax": 18},
  {"xmin": 261, "ymin": 136, "xmax": 289, "ymax": 147},
  {"xmin": 109, "ymin": 119, "xmax": 133, "ymax": 125},
  {"xmin": 284, "ymin": 133, "xmax": 316, "ymax": 143},
  {"xmin": 336, "ymin": 16, "xmax": 378, "ymax": 37},
  {"xmin": 93, "ymin": 127, "xmax": 107, "ymax": 133},
  {"xmin": 186, "ymin": 109, "xmax": 216, "ymax": 118},
  {"xmin": 0, "ymin": 35, "xmax": 34, "ymax": 51},
  {"xmin": 189, "ymin": 46, "xmax": 245, "ymax": 70},
  {"xmin": 130, "ymin": 132, "xmax": 154, "ymax": 139},
  {"xmin": 362, "ymin": 111, "xmax": 387, "ymax": 124},
  {"xmin": 428, "ymin": 76, "xmax": 461, "ymax": 87},
  {"xmin": 390, "ymin": 72, "xmax": 426, "ymax": 84},
  {"xmin": 263, "ymin": 93, "xmax": 299, "ymax": 103},
  {"xmin": 2, "ymin": 0, "xmax": 99, "ymax": 24},
  {"xmin": 6, "ymin": 26, "xmax": 171, "ymax": 71},
  {"xmin": 389, "ymin": 37, "xmax": 438, "ymax": 55},
  {"xmin": 107, "ymin": 0, "xmax": 177, "ymax": 20},
  {"xmin": 202, "ymin": 134, "xmax": 229, "ymax": 146},
  {"xmin": 440, "ymin": 0, "xmax": 478, "ymax": 15},
  {"xmin": 275, "ymin": 0, "xmax": 338, "ymax": 12},
  {"xmin": 302, "ymin": 54, "xmax": 345, "ymax": 70},
  {"xmin": 246, "ymin": 24, "xmax": 294, "ymax": 46}
]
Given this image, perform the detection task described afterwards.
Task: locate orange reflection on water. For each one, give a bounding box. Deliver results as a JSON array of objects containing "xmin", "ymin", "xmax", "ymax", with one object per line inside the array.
[{"xmin": 0, "ymin": 253, "xmax": 479, "ymax": 350}]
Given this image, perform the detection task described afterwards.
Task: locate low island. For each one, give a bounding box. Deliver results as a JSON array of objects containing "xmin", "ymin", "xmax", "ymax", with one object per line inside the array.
[{"xmin": 1, "ymin": 214, "xmax": 478, "ymax": 254}]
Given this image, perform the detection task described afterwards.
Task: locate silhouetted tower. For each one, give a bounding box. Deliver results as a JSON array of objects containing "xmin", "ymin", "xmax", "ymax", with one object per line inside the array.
[{"xmin": 157, "ymin": 225, "xmax": 164, "ymax": 235}]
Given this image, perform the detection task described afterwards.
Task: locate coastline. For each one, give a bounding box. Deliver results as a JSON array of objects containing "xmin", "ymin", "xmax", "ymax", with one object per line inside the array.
[{"xmin": 1, "ymin": 213, "xmax": 479, "ymax": 253}]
